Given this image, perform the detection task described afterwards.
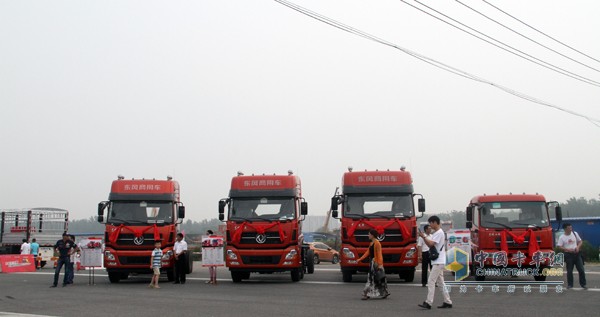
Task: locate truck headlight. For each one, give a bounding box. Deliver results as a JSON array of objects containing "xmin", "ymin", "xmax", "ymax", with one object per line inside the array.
[
  {"xmin": 342, "ymin": 248, "xmax": 355, "ymax": 259},
  {"xmin": 227, "ymin": 250, "xmax": 238, "ymax": 260},
  {"xmin": 104, "ymin": 251, "xmax": 115, "ymax": 261},
  {"xmin": 162, "ymin": 250, "xmax": 173, "ymax": 260},
  {"xmin": 405, "ymin": 247, "xmax": 416, "ymax": 258},
  {"xmin": 285, "ymin": 250, "xmax": 298, "ymax": 260}
]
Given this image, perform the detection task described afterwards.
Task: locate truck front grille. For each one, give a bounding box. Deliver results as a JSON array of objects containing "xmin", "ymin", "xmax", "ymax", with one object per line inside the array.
[{"xmin": 241, "ymin": 256, "xmax": 281, "ymax": 265}]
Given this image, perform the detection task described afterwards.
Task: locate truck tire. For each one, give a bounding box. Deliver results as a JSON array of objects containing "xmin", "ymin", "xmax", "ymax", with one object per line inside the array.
[
  {"xmin": 108, "ymin": 271, "xmax": 121, "ymax": 283},
  {"xmin": 166, "ymin": 269, "xmax": 175, "ymax": 282},
  {"xmin": 399, "ymin": 269, "xmax": 415, "ymax": 282},
  {"xmin": 342, "ymin": 269, "xmax": 353, "ymax": 282},
  {"xmin": 231, "ymin": 271, "xmax": 244, "ymax": 283},
  {"xmin": 291, "ymin": 268, "xmax": 301, "ymax": 282},
  {"xmin": 305, "ymin": 249, "xmax": 315, "ymax": 274},
  {"xmin": 120, "ymin": 273, "xmax": 129, "ymax": 280}
]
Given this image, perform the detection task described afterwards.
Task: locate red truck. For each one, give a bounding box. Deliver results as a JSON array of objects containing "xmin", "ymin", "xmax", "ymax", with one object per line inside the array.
[
  {"xmin": 466, "ymin": 193, "xmax": 562, "ymax": 281},
  {"xmin": 218, "ymin": 171, "xmax": 312, "ymax": 282},
  {"xmin": 97, "ymin": 176, "xmax": 188, "ymax": 283},
  {"xmin": 330, "ymin": 168, "xmax": 426, "ymax": 282}
]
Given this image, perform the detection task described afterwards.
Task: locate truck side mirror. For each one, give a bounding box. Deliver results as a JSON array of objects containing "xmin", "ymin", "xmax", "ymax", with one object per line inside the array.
[
  {"xmin": 466, "ymin": 221, "xmax": 472, "ymax": 229},
  {"xmin": 218, "ymin": 200, "xmax": 226, "ymax": 215},
  {"xmin": 330, "ymin": 197, "xmax": 338, "ymax": 212},
  {"xmin": 332, "ymin": 210, "xmax": 338, "ymax": 218},
  {"xmin": 466, "ymin": 206, "xmax": 473, "ymax": 222},
  {"xmin": 418, "ymin": 198, "xmax": 426, "ymax": 213},
  {"xmin": 555, "ymin": 206, "xmax": 562, "ymax": 222},
  {"xmin": 97, "ymin": 202, "xmax": 107, "ymax": 223},
  {"xmin": 301, "ymin": 202, "xmax": 308, "ymax": 215},
  {"xmin": 178, "ymin": 206, "xmax": 185, "ymax": 219},
  {"xmin": 219, "ymin": 213, "xmax": 224, "ymax": 221}
]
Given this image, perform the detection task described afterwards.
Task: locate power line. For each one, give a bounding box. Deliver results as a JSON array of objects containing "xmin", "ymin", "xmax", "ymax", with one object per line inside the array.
[
  {"xmin": 482, "ymin": 0, "xmax": 600, "ymax": 65},
  {"xmin": 403, "ymin": 0, "xmax": 600, "ymax": 87},
  {"xmin": 273, "ymin": 0, "xmax": 600, "ymax": 127},
  {"xmin": 454, "ymin": 0, "xmax": 600, "ymax": 73}
]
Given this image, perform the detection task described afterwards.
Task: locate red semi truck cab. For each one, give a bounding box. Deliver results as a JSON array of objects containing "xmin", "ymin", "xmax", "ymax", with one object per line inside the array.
[
  {"xmin": 218, "ymin": 171, "xmax": 310, "ymax": 282},
  {"xmin": 97, "ymin": 176, "xmax": 186, "ymax": 283},
  {"xmin": 466, "ymin": 194, "xmax": 562, "ymax": 281},
  {"xmin": 330, "ymin": 168, "xmax": 426, "ymax": 283}
]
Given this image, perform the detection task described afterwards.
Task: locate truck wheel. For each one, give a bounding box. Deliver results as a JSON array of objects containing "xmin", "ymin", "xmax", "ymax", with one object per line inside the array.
[
  {"xmin": 305, "ymin": 250, "xmax": 315, "ymax": 274},
  {"xmin": 108, "ymin": 271, "xmax": 121, "ymax": 283},
  {"xmin": 231, "ymin": 271, "xmax": 244, "ymax": 283},
  {"xmin": 332, "ymin": 255, "xmax": 339, "ymax": 264},
  {"xmin": 291, "ymin": 268, "xmax": 301, "ymax": 282},
  {"xmin": 400, "ymin": 270, "xmax": 415, "ymax": 282},
  {"xmin": 166, "ymin": 269, "xmax": 175, "ymax": 282},
  {"xmin": 120, "ymin": 273, "xmax": 129, "ymax": 280},
  {"xmin": 342, "ymin": 269, "xmax": 353, "ymax": 282}
]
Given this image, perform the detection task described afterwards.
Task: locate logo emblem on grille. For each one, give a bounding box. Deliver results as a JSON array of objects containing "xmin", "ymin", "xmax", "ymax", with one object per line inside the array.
[
  {"xmin": 133, "ymin": 236, "xmax": 145, "ymax": 245},
  {"xmin": 256, "ymin": 234, "xmax": 267, "ymax": 244},
  {"xmin": 377, "ymin": 233, "xmax": 386, "ymax": 241}
]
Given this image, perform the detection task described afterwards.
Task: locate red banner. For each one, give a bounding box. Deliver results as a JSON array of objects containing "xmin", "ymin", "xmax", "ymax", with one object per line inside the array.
[
  {"xmin": 0, "ymin": 255, "xmax": 36, "ymax": 273},
  {"xmin": 231, "ymin": 221, "xmax": 286, "ymax": 244},
  {"xmin": 500, "ymin": 229, "xmax": 539, "ymax": 256}
]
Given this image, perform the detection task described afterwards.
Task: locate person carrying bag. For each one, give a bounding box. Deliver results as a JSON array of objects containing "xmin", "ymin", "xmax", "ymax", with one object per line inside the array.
[{"xmin": 357, "ymin": 229, "xmax": 390, "ymax": 300}]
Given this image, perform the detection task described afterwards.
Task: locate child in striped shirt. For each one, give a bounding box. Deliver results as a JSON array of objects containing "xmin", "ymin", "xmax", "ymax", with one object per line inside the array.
[{"xmin": 149, "ymin": 241, "xmax": 163, "ymax": 289}]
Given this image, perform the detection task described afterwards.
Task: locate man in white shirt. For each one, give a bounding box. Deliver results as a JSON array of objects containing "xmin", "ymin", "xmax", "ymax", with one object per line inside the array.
[
  {"xmin": 417, "ymin": 225, "xmax": 433, "ymax": 287},
  {"xmin": 418, "ymin": 216, "xmax": 452, "ymax": 310},
  {"xmin": 557, "ymin": 223, "xmax": 587, "ymax": 289},
  {"xmin": 173, "ymin": 233, "xmax": 188, "ymax": 284},
  {"xmin": 20, "ymin": 239, "xmax": 31, "ymax": 255}
]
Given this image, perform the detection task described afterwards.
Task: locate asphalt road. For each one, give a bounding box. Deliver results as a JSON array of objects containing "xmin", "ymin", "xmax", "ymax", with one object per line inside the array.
[{"xmin": 1, "ymin": 263, "xmax": 599, "ymax": 317}]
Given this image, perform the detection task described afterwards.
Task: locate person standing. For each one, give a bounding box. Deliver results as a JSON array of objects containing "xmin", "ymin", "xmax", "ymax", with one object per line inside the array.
[
  {"xmin": 206, "ymin": 230, "xmax": 218, "ymax": 285},
  {"xmin": 418, "ymin": 224, "xmax": 433, "ymax": 287},
  {"xmin": 30, "ymin": 238, "xmax": 40, "ymax": 269},
  {"xmin": 557, "ymin": 223, "xmax": 587, "ymax": 289},
  {"xmin": 51, "ymin": 233, "xmax": 75, "ymax": 288},
  {"xmin": 173, "ymin": 233, "xmax": 188, "ymax": 284},
  {"xmin": 20, "ymin": 239, "xmax": 31, "ymax": 255},
  {"xmin": 357, "ymin": 229, "xmax": 389, "ymax": 300},
  {"xmin": 66, "ymin": 235, "xmax": 79, "ymax": 284},
  {"xmin": 418, "ymin": 216, "xmax": 452, "ymax": 309},
  {"xmin": 149, "ymin": 241, "xmax": 163, "ymax": 289}
]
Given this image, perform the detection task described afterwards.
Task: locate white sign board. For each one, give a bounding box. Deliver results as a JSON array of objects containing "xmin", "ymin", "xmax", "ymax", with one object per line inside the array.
[
  {"xmin": 201, "ymin": 235, "xmax": 224, "ymax": 267},
  {"xmin": 446, "ymin": 229, "xmax": 471, "ymax": 264},
  {"xmin": 79, "ymin": 238, "xmax": 104, "ymax": 268}
]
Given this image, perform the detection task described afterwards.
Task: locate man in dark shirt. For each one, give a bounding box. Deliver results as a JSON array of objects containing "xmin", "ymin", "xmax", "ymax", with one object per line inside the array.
[{"xmin": 51, "ymin": 233, "xmax": 75, "ymax": 287}]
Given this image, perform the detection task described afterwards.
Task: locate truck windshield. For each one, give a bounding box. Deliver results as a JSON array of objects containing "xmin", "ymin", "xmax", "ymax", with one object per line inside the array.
[
  {"xmin": 229, "ymin": 197, "xmax": 295, "ymax": 221},
  {"xmin": 108, "ymin": 201, "xmax": 174, "ymax": 225},
  {"xmin": 344, "ymin": 194, "xmax": 414, "ymax": 218},
  {"xmin": 479, "ymin": 201, "xmax": 549, "ymax": 229}
]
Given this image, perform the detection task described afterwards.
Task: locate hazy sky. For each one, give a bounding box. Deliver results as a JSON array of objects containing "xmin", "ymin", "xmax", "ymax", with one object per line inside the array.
[{"xmin": 1, "ymin": 0, "xmax": 599, "ymax": 221}]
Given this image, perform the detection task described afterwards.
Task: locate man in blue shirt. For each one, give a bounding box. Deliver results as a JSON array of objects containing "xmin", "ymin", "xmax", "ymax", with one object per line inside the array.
[
  {"xmin": 30, "ymin": 238, "xmax": 40, "ymax": 269},
  {"xmin": 51, "ymin": 233, "xmax": 75, "ymax": 288}
]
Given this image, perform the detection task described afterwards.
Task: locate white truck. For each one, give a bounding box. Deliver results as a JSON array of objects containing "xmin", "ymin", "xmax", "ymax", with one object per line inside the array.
[{"xmin": 0, "ymin": 208, "xmax": 69, "ymax": 267}]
